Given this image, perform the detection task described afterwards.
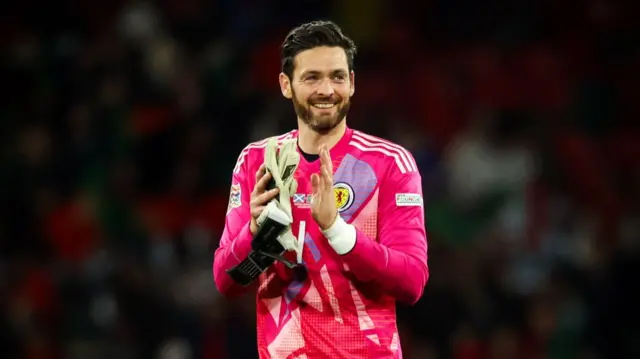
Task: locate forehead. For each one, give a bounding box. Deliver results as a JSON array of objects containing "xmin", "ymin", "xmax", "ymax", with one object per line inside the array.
[{"xmin": 293, "ymin": 46, "xmax": 348, "ymax": 75}]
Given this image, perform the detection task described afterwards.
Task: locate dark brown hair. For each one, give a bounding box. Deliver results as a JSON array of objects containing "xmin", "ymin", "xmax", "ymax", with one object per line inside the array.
[{"xmin": 280, "ymin": 20, "xmax": 357, "ymax": 80}]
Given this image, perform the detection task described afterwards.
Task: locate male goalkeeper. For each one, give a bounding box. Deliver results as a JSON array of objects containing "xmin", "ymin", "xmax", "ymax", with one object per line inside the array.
[{"xmin": 213, "ymin": 20, "xmax": 429, "ymax": 359}]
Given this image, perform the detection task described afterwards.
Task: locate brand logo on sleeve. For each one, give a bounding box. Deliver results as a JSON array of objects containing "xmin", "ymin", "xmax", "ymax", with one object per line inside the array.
[
  {"xmin": 333, "ymin": 182, "xmax": 354, "ymax": 212},
  {"xmin": 395, "ymin": 193, "xmax": 423, "ymax": 207},
  {"xmin": 227, "ymin": 184, "xmax": 242, "ymax": 212}
]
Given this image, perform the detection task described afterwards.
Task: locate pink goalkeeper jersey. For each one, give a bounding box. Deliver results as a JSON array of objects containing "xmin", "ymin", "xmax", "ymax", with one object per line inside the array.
[{"xmin": 213, "ymin": 127, "xmax": 429, "ymax": 359}]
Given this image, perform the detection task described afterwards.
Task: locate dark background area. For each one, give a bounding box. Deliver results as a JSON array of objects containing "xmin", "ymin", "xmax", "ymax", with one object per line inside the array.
[{"xmin": 1, "ymin": 0, "xmax": 639, "ymax": 358}]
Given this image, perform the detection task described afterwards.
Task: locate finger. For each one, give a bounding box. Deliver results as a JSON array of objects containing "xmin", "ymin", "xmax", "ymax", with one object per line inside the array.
[
  {"xmin": 321, "ymin": 165, "xmax": 332, "ymax": 189},
  {"xmin": 255, "ymin": 171, "xmax": 272, "ymax": 193},
  {"xmin": 251, "ymin": 206, "xmax": 266, "ymax": 218},
  {"xmin": 251, "ymin": 187, "xmax": 278, "ymax": 205},
  {"xmin": 255, "ymin": 164, "xmax": 266, "ymax": 182},
  {"xmin": 311, "ymin": 173, "xmax": 319, "ymax": 194},
  {"xmin": 257, "ymin": 188, "xmax": 279, "ymax": 204},
  {"xmin": 321, "ymin": 146, "xmax": 333, "ymax": 174},
  {"xmin": 318, "ymin": 145, "xmax": 326, "ymax": 165},
  {"xmin": 318, "ymin": 167, "xmax": 326, "ymax": 193}
]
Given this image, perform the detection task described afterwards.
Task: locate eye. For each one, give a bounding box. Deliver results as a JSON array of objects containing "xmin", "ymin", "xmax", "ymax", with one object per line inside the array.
[{"xmin": 332, "ymin": 74, "xmax": 347, "ymax": 82}]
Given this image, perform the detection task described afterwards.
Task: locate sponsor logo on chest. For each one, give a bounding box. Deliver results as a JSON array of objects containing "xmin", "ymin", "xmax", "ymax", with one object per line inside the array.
[
  {"xmin": 293, "ymin": 193, "xmax": 313, "ymax": 208},
  {"xmin": 292, "ymin": 182, "xmax": 355, "ymax": 213}
]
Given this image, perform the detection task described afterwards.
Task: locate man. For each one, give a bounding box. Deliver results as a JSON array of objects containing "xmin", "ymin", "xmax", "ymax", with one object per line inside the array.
[{"xmin": 213, "ymin": 20, "xmax": 429, "ymax": 359}]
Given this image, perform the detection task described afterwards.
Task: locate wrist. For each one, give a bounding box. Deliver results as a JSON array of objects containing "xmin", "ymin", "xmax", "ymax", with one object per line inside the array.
[
  {"xmin": 321, "ymin": 215, "xmax": 356, "ymax": 255},
  {"xmin": 250, "ymin": 219, "xmax": 258, "ymax": 236},
  {"xmin": 319, "ymin": 212, "xmax": 338, "ymax": 231}
]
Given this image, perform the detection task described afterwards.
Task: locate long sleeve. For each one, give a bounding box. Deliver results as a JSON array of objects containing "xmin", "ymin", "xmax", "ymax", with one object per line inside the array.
[
  {"xmin": 331, "ymin": 168, "xmax": 429, "ymax": 305},
  {"xmin": 212, "ymin": 150, "xmax": 257, "ymax": 297}
]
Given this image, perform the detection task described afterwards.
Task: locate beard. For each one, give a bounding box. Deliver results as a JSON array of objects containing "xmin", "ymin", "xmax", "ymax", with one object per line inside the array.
[{"xmin": 291, "ymin": 89, "xmax": 351, "ymax": 135}]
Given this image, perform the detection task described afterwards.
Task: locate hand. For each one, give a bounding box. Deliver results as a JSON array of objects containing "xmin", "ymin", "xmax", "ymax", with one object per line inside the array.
[
  {"xmin": 310, "ymin": 145, "xmax": 338, "ymax": 230},
  {"xmin": 250, "ymin": 164, "xmax": 280, "ymax": 235}
]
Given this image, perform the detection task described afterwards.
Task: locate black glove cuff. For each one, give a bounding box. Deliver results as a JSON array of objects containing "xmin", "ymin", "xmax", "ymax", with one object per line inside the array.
[{"xmin": 226, "ymin": 214, "xmax": 297, "ymax": 286}]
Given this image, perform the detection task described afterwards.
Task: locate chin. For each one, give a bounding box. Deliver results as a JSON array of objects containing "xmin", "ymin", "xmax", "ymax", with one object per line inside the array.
[{"xmin": 309, "ymin": 118, "xmax": 343, "ymax": 134}]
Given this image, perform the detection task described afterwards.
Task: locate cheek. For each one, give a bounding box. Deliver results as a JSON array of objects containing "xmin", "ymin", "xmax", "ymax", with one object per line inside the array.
[
  {"xmin": 336, "ymin": 84, "xmax": 352, "ymax": 99},
  {"xmin": 293, "ymin": 90, "xmax": 312, "ymax": 104}
]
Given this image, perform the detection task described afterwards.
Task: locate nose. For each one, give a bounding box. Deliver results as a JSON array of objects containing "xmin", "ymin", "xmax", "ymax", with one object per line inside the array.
[{"xmin": 316, "ymin": 78, "xmax": 334, "ymax": 97}]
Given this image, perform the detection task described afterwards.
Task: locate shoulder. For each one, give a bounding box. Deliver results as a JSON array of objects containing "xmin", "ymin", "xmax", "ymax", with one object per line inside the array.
[
  {"xmin": 347, "ymin": 130, "xmax": 419, "ymax": 175},
  {"xmin": 232, "ymin": 130, "xmax": 296, "ymax": 174}
]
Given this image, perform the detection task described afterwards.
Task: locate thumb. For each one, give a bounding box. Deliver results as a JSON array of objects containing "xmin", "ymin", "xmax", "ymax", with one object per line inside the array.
[{"xmin": 311, "ymin": 173, "xmax": 320, "ymax": 194}]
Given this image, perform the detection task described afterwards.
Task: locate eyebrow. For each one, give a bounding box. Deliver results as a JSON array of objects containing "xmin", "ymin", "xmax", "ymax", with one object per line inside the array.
[{"xmin": 300, "ymin": 69, "xmax": 348, "ymax": 77}]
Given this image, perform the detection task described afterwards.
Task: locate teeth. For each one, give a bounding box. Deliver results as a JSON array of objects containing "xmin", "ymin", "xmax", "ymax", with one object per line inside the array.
[{"xmin": 313, "ymin": 103, "xmax": 335, "ymax": 108}]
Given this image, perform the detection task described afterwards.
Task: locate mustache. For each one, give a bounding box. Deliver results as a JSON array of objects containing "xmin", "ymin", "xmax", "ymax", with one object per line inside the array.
[{"xmin": 309, "ymin": 96, "xmax": 340, "ymax": 104}]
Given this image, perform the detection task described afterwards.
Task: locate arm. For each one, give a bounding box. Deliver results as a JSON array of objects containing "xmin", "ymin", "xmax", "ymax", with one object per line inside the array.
[
  {"xmin": 212, "ymin": 151, "xmax": 257, "ymax": 297},
  {"xmin": 325, "ymin": 169, "xmax": 429, "ymax": 305}
]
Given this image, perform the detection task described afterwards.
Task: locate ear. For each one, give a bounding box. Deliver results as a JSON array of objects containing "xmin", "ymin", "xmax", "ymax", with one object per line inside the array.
[
  {"xmin": 349, "ymin": 70, "xmax": 355, "ymax": 97},
  {"xmin": 279, "ymin": 73, "xmax": 292, "ymax": 99}
]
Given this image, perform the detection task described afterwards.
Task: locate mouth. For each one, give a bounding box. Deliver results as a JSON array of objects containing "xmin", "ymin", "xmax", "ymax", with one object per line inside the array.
[{"xmin": 311, "ymin": 103, "xmax": 337, "ymax": 109}]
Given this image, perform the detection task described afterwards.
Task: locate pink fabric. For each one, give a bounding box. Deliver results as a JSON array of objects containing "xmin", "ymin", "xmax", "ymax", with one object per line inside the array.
[{"xmin": 213, "ymin": 127, "xmax": 429, "ymax": 358}]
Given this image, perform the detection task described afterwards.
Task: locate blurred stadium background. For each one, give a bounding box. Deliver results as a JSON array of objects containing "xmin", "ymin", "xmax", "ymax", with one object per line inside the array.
[{"xmin": 1, "ymin": 1, "xmax": 639, "ymax": 358}]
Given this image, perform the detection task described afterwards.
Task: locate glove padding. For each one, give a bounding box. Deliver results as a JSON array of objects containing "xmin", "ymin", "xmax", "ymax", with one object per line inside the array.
[
  {"xmin": 226, "ymin": 137, "xmax": 301, "ymax": 286},
  {"xmin": 258, "ymin": 137, "xmax": 300, "ymax": 255}
]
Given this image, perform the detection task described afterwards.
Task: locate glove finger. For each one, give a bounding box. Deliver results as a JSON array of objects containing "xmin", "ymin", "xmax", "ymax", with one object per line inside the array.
[
  {"xmin": 267, "ymin": 143, "xmax": 284, "ymax": 187},
  {"xmin": 279, "ymin": 142, "xmax": 299, "ymax": 183},
  {"xmin": 278, "ymin": 152, "xmax": 286, "ymax": 177},
  {"xmin": 264, "ymin": 137, "xmax": 276, "ymax": 165},
  {"xmin": 264, "ymin": 139, "xmax": 278, "ymax": 183},
  {"xmin": 277, "ymin": 228, "xmax": 297, "ymax": 251},
  {"xmin": 276, "ymin": 193, "xmax": 293, "ymax": 221},
  {"xmin": 278, "ymin": 140, "xmax": 293, "ymax": 175},
  {"xmin": 289, "ymin": 178, "xmax": 298, "ymax": 195},
  {"xmin": 256, "ymin": 203, "xmax": 271, "ymax": 226}
]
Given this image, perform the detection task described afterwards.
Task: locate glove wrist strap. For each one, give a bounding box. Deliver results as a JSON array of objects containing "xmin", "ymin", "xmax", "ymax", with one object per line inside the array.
[{"xmin": 322, "ymin": 215, "xmax": 357, "ymax": 255}]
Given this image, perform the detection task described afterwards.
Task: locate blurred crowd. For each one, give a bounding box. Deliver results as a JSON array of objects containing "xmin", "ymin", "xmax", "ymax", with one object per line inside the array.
[{"xmin": 1, "ymin": 0, "xmax": 639, "ymax": 359}]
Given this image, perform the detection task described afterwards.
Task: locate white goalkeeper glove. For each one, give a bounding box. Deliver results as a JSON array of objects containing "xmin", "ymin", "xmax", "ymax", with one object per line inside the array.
[{"xmin": 257, "ymin": 137, "xmax": 301, "ymax": 257}]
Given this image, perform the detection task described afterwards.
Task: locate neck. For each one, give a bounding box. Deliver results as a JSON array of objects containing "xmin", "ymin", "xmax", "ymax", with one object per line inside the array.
[{"xmin": 297, "ymin": 119, "xmax": 347, "ymax": 154}]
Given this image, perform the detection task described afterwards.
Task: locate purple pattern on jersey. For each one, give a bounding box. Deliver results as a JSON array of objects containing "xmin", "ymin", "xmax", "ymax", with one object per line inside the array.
[
  {"xmin": 286, "ymin": 280, "xmax": 304, "ymax": 303},
  {"xmin": 304, "ymin": 233, "xmax": 321, "ymax": 262},
  {"xmin": 333, "ymin": 154, "xmax": 378, "ymax": 222}
]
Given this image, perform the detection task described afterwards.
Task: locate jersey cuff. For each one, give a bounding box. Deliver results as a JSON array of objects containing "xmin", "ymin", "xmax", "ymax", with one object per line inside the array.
[
  {"xmin": 322, "ymin": 215, "xmax": 356, "ymax": 255},
  {"xmin": 231, "ymin": 221, "xmax": 254, "ymax": 262}
]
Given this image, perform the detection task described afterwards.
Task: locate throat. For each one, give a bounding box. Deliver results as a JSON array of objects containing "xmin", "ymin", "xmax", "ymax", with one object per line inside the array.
[
  {"xmin": 298, "ymin": 143, "xmax": 320, "ymax": 162},
  {"xmin": 296, "ymin": 119, "xmax": 347, "ymax": 154}
]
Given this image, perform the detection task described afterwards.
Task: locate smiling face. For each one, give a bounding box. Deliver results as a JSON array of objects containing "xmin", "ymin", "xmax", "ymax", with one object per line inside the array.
[{"xmin": 279, "ymin": 46, "xmax": 355, "ymax": 134}]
